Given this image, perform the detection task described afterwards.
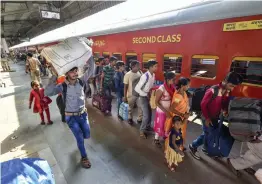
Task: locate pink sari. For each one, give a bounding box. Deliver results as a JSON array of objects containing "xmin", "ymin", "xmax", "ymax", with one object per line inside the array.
[{"xmin": 153, "ymin": 84, "xmax": 173, "ymax": 138}]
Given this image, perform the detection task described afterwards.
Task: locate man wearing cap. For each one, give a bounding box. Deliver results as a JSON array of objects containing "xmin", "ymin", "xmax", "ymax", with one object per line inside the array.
[
  {"xmin": 189, "ymin": 72, "xmax": 242, "ymax": 160},
  {"xmin": 94, "ymin": 56, "xmax": 105, "ymax": 92},
  {"xmin": 45, "ymin": 56, "xmax": 94, "ymax": 169},
  {"xmin": 100, "ymin": 56, "xmax": 117, "ymax": 115}
]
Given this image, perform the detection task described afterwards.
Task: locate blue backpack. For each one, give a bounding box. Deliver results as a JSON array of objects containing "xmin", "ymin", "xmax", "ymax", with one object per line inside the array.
[{"xmin": 206, "ymin": 116, "xmax": 235, "ymax": 157}]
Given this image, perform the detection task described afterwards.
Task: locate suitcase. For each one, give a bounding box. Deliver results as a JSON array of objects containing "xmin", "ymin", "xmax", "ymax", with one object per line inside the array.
[
  {"xmin": 92, "ymin": 93, "xmax": 111, "ymax": 113},
  {"xmin": 206, "ymin": 116, "xmax": 235, "ymax": 157},
  {"xmin": 119, "ymin": 102, "xmax": 129, "ymax": 121}
]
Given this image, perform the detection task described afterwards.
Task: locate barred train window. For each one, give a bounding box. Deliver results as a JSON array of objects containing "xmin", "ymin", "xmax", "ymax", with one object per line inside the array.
[
  {"xmin": 102, "ymin": 52, "xmax": 110, "ymax": 59},
  {"xmin": 126, "ymin": 53, "xmax": 137, "ymax": 72},
  {"xmin": 113, "ymin": 53, "xmax": 122, "ymax": 60},
  {"xmin": 143, "ymin": 53, "xmax": 156, "ymax": 69},
  {"xmin": 94, "ymin": 52, "xmax": 100, "ymax": 61},
  {"xmin": 191, "ymin": 55, "xmax": 218, "ymax": 79},
  {"xmin": 230, "ymin": 57, "xmax": 262, "ymax": 86},
  {"xmin": 163, "ymin": 54, "xmax": 182, "ymax": 73}
]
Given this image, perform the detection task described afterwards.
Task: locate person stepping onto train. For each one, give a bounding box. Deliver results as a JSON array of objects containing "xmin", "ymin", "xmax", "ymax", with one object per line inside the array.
[
  {"xmin": 189, "ymin": 72, "xmax": 242, "ymax": 160},
  {"xmin": 114, "ymin": 61, "xmax": 125, "ymax": 120},
  {"xmin": 100, "ymin": 56, "xmax": 117, "ymax": 116},
  {"xmin": 123, "ymin": 60, "xmax": 143, "ymax": 125},
  {"xmin": 135, "ymin": 60, "xmax": 158, "ymax": 139},
  {"xmin": 45, "ymin": 59, "xmax": 94, "ymax": 169}
]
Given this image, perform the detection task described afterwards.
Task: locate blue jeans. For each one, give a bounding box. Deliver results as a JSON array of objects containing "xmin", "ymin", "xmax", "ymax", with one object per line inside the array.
[
  {"xmin": 104, "ymin": 86, "xmax": 111, "ymax": 98},
  {"xmin": 116, "ymin": 92, "xmax": 123, "ymax": 116},
  {"xmin": 65, "ymin": 112, "xmax": 91, "ymax": 158},
  {"xmin": 192, "ymin": 118, "xmax": 208, "ymax": 149}
]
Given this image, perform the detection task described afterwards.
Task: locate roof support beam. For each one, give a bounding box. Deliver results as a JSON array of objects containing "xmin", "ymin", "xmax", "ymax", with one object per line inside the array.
[{"xmin": 1, "ymin": 9, "xmax": 35, "ymax": 16}]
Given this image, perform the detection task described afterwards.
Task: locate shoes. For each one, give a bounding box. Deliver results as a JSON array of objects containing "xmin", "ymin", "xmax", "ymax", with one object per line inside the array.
[
  {"xmin": 128, "ymin": 119, "xmax": 134, "ymax": 125},
  {"xmin": 202, "ymin": 147, "xmax": 208, "ymax": 155},
  {"xmin": 40, "ymin": 122, "xmax": 45, "ymax": 125},
  {"xmin": 81, "ymin": 157, "xmax": 91, "ymax": 169},
  {"xmin": 137, "ymin": 120, "xmax": 142, "ymax": 124},
  {"xmin": 118, "ymin": 115, "xmax": 123, "ymax": 121},
  {"xmin": 189, "ymin": 144, "xmax": 200, "ymax": 160},
  {"xmin": 47, "ymin": 121, "xmax": 53, "ymax": 125},
  {"xmin": 140, "ymin": 132, "xmax": 147, "ymax": 139}
]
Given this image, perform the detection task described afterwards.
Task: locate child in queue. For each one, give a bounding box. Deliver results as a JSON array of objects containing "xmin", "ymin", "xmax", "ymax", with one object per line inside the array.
[
  {"xmin": 29, "ymin": 80, "xmax": 53, "ymax": 125},
  {"xmin": 165, "ymin": 115, "xmax": 184, "ymax": 172}
]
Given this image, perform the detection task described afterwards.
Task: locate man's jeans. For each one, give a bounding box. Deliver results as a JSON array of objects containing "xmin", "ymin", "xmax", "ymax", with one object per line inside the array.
[
  {"xmin": 140, "ymin": 96, "xmax": 152, "ymax": 132},
  {"xmin": 65, "ymin": 112, "xmax": 91, "ymax": 158},
  {"xmin": 116, "ymin": 92, "xmax": 123, "ymax": 116},
  {"xmin": 192, "ymin": 117, "xmax": 219, "ymax": 149}
]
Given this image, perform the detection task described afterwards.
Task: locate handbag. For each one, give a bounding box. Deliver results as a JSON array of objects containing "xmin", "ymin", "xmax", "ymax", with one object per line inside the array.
[{"xmin": 42, "ymin": 96, "xmax": 52, "ymax": 105}]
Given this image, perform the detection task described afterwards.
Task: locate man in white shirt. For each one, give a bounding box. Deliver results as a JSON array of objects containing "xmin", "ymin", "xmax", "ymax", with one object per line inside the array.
[{"xmin": 135, "ymin": 60, "xmax": 158, "ymax": 138}]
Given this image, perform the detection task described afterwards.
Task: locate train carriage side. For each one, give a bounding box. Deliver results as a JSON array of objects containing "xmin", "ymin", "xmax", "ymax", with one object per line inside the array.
[{"xmin": 91, "ymin": 14, "xmax": 262, "ymax": 99}]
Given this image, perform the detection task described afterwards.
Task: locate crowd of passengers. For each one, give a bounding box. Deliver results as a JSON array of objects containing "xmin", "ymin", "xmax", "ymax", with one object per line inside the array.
[{"xmin": 24, "ymin": 53, "xmax": 261, "ymax": 182}]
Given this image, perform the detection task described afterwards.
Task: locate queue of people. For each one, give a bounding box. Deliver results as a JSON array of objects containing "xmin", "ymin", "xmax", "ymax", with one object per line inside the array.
[{"xmin": 23, "ymin": 52, "xmax": 261, "ymax": 182}]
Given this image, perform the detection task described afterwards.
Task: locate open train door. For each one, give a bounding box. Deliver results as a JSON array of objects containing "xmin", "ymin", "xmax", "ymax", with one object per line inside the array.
[{"xmin": 125, "ymin": 52, "xmax": 137, "ymax": 72}]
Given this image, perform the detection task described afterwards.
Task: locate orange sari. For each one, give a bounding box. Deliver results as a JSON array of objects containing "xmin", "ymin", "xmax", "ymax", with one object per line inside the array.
[{"xmin": 165, "ymin": 91, "xmax": 189, "ymax": 143}]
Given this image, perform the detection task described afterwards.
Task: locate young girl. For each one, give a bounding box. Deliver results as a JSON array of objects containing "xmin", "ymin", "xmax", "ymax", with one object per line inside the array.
[
  {"xmin": 165, "ymin": 77, "xmax": 190, "ymax": 150},
  {"xmin": 165, "ymin": 115, "xmax": 185, "ymax": 172},
  {"xmin": 153, "ymin": 72, "xmax": 176, "ymax": 147},
  {"xmin": 29, "ymin": 81, "xmax": 53, "ymax": 125}
]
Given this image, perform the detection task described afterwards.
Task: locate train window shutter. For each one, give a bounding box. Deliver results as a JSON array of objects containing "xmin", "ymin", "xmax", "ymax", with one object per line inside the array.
[
  {"xmin": 163, "ymin": 54, "xmax": 183, "ymax": 74},
  {"xmin": 230, "ymin": 57, "xmax": 262, "ymax": 86},
  {"xmin": 112, "ymin": 53, "xmax": 122, "ymax": 60},
  {"xmin": 191, "ymin": 55, "xmax": 218, "ymax": 79},
  {"xmin": 142, "ymin": 53, "xmax": 156, "ymax": 69}
]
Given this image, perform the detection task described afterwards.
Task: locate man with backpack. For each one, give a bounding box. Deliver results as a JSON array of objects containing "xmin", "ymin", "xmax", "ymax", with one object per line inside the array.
[
  {"xmin": 189, "ymin": 72, "xmax": 242, "ymax": 159},
  {"xmin": 100, "ymin": 56, "xmax": 117, "ymax": 115},
  {"xmin": 123, "ymin": 60, "xmax": 143, "ymax": 125},
  {"xmin": 135, "ymin": 60, "xmax": 158, "ymax": 138},
  {"xmin": 45, "ymin": 57, "xmax": 94, "ymax": 169}
]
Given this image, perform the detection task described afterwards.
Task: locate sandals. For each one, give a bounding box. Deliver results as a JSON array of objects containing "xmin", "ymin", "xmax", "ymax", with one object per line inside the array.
[
  {"xmin": 81, "ymin": 158, "xmax": 91, "ymax": 169},
  {"xmin": 140, "ymin": 132, "xmax": 147, "ymax": 139},
  {"xmin": 244, "ymin": 168, "xmax": 256, "ymax": 175},
  {"xmin": 40, "ymin": 122, "xmax": 45, "ymax": 125},
  {"xmin": 154, "ymin": 139, "xmax": 162, "ymax": 148}
]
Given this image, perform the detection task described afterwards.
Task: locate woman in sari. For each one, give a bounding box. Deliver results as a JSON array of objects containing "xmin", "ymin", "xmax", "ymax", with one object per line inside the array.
[
  {"xmin": 165, "ymin": 77, "xmax": 190, "ymax": 150},
  {"xmin": 153, "ymin": 72, "xmax": 176, "ymax": 147}
]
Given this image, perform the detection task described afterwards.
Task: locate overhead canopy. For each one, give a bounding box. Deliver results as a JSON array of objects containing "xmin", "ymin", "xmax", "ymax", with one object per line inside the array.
[{"xmin": 1, "ymin": 1, "xmax": 123, "ymax": 46}]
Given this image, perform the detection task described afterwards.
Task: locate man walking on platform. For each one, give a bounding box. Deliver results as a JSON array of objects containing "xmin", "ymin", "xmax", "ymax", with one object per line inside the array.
[
  {"xmin": 45, "ymin": 57, "xmax": 94, "ymax": 169},
  {"xmin": 26, "ymin": 53, "xmax": 42, "ymax": 85},
  {"xmin": 189, "ymin": 72, "xmax": 242, "ymax": 160}
]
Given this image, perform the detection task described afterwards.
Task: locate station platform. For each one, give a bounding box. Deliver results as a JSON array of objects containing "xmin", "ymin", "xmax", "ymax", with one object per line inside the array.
[{"xmin": 0, "ymin": 62, "xmax": 259, "ymax": 184}]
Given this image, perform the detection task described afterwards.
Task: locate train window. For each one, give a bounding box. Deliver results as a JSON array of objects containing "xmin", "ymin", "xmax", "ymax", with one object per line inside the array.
[
  {"xmin": 102, "ymin": 52, "xmax": 110, "ymax": 59},
  {"xmin": 126, "ymin": 53, "xmax": 137, "ymax": 72},
  {"xmin": 94, "ymin": 52, "xmax": 100, "ymax": 61},
  {"xmin": 230, "ymin": 57, "xmax": 262, "ymax": 86},
  {"xmin": 191, "ymin": 55, "xmax": 218, "ymax": 79},
  {"xmin": 113, "ymin": 53, "xmax": 122, "ymax": 60},
  {"xmin": 163, "ymin": 54, "xmax": 182, "ymax": 73},
  {"xmin": 143, "ymin": 53, "xmax": 156, "ymax": 69}
]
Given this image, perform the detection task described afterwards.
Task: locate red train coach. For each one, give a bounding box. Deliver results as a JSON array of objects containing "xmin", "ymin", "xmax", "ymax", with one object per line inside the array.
[{"xmin": 86, "ymin": 1, "xmax": 262, "ymax": 99}]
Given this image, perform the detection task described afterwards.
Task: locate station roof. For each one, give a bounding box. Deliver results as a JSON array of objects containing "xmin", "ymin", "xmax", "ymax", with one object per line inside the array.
[{"xmin": 1, "ymin": 1, "xmax": 123, "ymax": 46}]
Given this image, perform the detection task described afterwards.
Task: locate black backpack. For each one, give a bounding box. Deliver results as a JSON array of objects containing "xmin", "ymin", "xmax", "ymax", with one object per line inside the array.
[
  {"xmin": 56, "ymin": 78, "xmax": 85, "ymax": 115},
  {"xmin": 191, "ymin": 85, "xmax": 219, "ymax": 112}
]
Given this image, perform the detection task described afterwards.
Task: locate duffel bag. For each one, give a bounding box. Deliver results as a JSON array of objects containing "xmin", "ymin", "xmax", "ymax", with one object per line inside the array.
[
  {"xmin": 228, "ymin": 98, "xmax": 262, "ymax": 142},
  {"xmin": 206, "ymin": 116, "xmax": 235, "ymax": 157}
]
